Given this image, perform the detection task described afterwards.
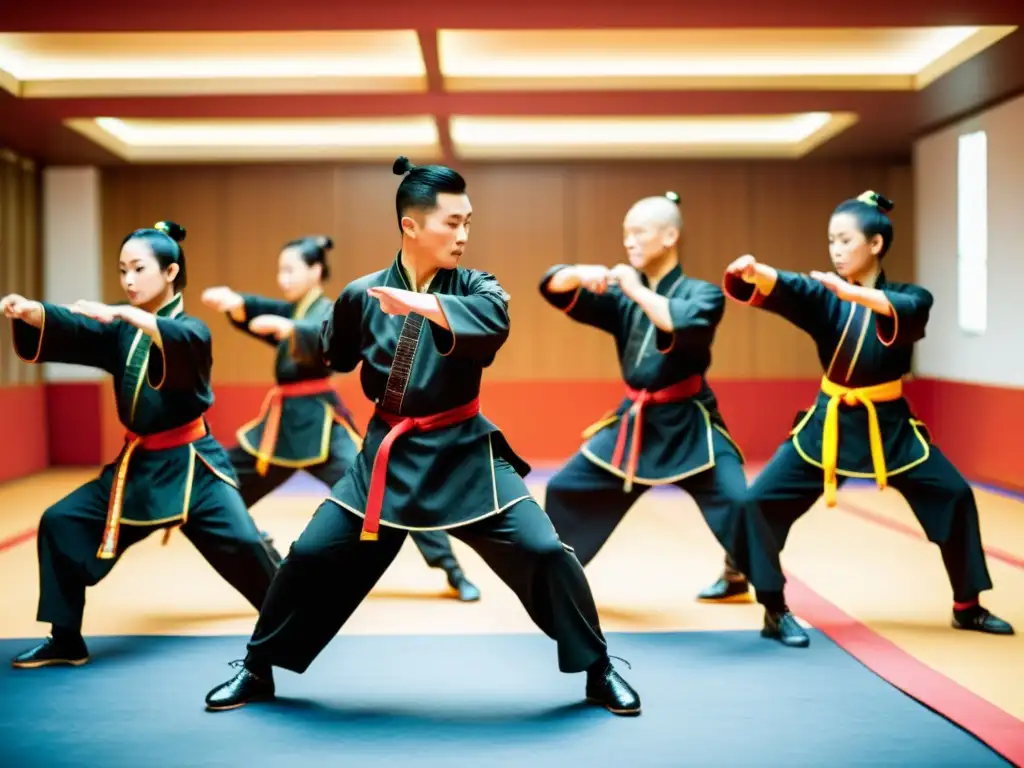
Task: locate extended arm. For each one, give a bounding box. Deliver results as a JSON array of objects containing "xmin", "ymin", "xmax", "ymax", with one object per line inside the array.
[
  {"xmin": 233, "ymin": 293, "xmax": 294, "ymax": 347},
  {"xmin": 804, "ymin": 271, "xmax": 932, "ymax": 346},
  {"xmin": 538, "ymin": 264, "xmax": 624, "ymax": 335},
  {"xmin": 292, "ymin": 285, "xmax": 362, "ymax": 372},
  {"xmin": 612, "ymin": 272, "xmax": 674, "ymax": 333},
  {"xmin": 115, "ymin": 305, "xmax": 164, "ymax": 346},
  {"xmin": 723, "ymin": 256, "xmax": 836, "ymax": 336},
  {"xmin": 647, "ymin": 282, "xmax": 724, "ymax": 353},
  {"xmin": 430, "ymin": 271, "xmax": 510, "ymax": 363},
  {"xmin": 870, "ymin": 284, "xmax": 933, "ymax": 346},
  {"xmin": 4, "ymin": 296, "xmax": 117, "ymax": 372},
  {"xmin": 145, "ymin": 315, "xmax": 213, "ymax": 391},
  {"xmin": 202, "ymin": 287, "xmax": 293, "ymax": 347},
  {"xmin": 609, "ymin": 267, "xmax": 724, "ymax": 352}
]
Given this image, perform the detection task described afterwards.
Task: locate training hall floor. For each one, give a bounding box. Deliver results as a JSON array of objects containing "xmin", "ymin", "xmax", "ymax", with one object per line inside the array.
[{"xmin": 1, "ymin": 466, "xmax": 1022, "ymax": 766}]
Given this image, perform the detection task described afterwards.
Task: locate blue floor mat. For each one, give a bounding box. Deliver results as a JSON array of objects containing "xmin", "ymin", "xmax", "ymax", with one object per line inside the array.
[{"xmin": 0, "ymin": 630, "xmax": 1008, "ymax": 767}]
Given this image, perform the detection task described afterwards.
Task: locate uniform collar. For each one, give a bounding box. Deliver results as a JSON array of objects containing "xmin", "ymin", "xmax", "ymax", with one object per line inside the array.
[
  {"xmin": 849, "ymin": 269, "xmax": 887, "ymax": 289},
  {"xmin": 640, "ymin": 262, "xmax": 684, "ymax": 296},
  {"xmin": 156, "ymin": 292, "xmax": 184, "ymax": 318},
  {"xmin": 293, "ymin": 287, "xmax": 323, "ymax": 319},
  {"xmin": 391, "ymin": 250, "xmax": 450, "ymax": 294}
]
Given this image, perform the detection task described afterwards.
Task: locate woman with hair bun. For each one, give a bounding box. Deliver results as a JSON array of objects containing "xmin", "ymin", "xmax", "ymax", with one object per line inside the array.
[
  {"xmin": 202, "ymin": 236, "xmax": 481, "ymax": 600},
  {"xmin": 710, "ymin": 191, "xmax": 1014, "ymax": 644},
  {"xmin": 3, "ymin": 221, "xmax": 279, "ymax": 670}
]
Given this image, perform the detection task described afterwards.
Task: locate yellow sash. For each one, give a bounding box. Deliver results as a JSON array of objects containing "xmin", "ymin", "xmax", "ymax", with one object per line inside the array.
[{"xmin": 819, "ymin": 376, "xmax": 903, "ymax": 508}]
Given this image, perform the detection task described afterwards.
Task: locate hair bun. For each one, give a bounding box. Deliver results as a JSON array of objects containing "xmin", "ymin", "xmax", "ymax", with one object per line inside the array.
[
  {"xmin": 392, "ymin": 155, "xmax": 415, "ymax": 176},
  {"xmin": 314, "ymin": 235, "xmax": 334, "ymax": 251},
  {"xmin": 664, "ymin": 191, "xmax": 680, "ymax": 203},
  {"xmin": 856, "ymin": 190, "xmax": 895, "ymax": 214},
  {"xmin": 154, "ymin": 220, "xmax": 186, "ymax": 243}
]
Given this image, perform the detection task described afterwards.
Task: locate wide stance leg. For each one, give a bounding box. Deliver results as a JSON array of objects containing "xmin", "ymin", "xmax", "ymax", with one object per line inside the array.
[
  {"xmin": 888, "ymin": 447, "xmax": 1013, "ymax": 635},
  {"xmin": 719, "ymin": 441, "xmax": 832, "ymax": 648},
  {"xmin": 227, "ymin": 445, "xmax": 294, "ymax": 566},
  {"xmin": 451, "ymin": 498, "xmax": 607, "ymax": 672},
  {"xmin": 13, "ymin": 475, "xmax": 160, "ymax": 669},
  {"xmin": 450, "ymin": 483, "xmax": 640, "ymax": 715},
  {"xmin": 247, "ymin": 504, "xmax": 405, "ymax": 672},
  {"xmin": 679, "ymin": 438, "xmax": 786, "ymax": 602},
  {"xmin": 685, "ymin": 432, "xmax": 759, "ymax": 604},
  {"xmin": 204, "ymin": 502, "xmax": 405, "ymax": 710},
  {"xmin": 303, "ymin": 423, "xmax": 359, "ymax": 488},
  {"xmin": 227, "ymin": 445, "xmax": 294, "ymax": 508},
  {"xmin": 543, "ymin": 451, "xmax": 645, "ymax": 567},
  {"xmin": 309, "ymin": 425, "xmax": 482, "ymax": 603},
  {"xmin": 179, "ymin": 469, "xmax": 280, "ymax": 613}
]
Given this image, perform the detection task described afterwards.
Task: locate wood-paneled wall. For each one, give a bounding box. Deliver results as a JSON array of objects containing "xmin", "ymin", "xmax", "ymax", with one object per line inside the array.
[
  {"xmin": 0, "ymin": 147, "xmax": 42, "ymax": 386},
  {"xmin": 99, "ymin": 160, "xmax": 914, "ymax": 384},
  {"xmin": 0, "ymin": 146, "xmax": 47, "ymax": 481}
]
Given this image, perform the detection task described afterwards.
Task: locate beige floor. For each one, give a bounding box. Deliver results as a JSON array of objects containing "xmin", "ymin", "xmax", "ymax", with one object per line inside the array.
[{"xmin": 1, "ymin": 468, "xmax": 1022, "ymax": 721}]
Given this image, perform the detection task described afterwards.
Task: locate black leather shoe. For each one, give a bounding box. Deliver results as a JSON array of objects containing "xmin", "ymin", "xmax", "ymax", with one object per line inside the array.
[
  {"xmin": 260, "ymin": 531, "xmax": 283, "ymax": 568},
  {"xmin": 953, "ymin": 606, "xmax": 1015, "ymax": 635},
  {"xmin": 761, "ymin": 610, "xmax": 810, "ymax": 648},
  {"xmin": 11, "ymin": 636, "xmax": 89, "ymax": 669},
  {"xmin": 205, "ymin": 661, "xmax": 275, "ymax": 711},
  {"xmin": 586, "ymin": 660, "xmax": 641, "ymax": 716},
  {"xmin": 697, "ymin": 574, "xmax": 752, "ymax": 603},
  {"xmin": 446, "ymin": 567, "xmax": 481, "ymax": 602}
]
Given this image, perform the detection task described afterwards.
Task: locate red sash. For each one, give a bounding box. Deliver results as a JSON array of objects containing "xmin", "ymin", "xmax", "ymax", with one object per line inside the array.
[
  {"xmin": 361, "ymin": 398, "xmax": 481, "ymax": 541},
  {"xmin": 98, "ymin": 417, "xmax": 208, "ymax": 559},
  {"xmin": 611, "ymin": 375, "xmax": 703, "ymax": 491},
  {"xmin": 254, "ymin": 378, "xmax": 336, "ymax": 475}
]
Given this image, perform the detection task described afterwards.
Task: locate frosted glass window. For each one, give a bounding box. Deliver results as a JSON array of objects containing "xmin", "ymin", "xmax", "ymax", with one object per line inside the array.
[{"xmin": 957, "ymin": 129, "xmax": 987, "ymax": 335}]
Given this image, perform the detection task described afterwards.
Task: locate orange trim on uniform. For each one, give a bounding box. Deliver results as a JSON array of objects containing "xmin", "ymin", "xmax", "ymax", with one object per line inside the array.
[
  {"xmin": 97, "ymin": 418, "xmax": 208, "ymax": 560},
  {"xmin": 877, "ymin": 299, "xmax": 900, "ymax": 347},
  {"xmin": 610, "ymin": 375, "xmax": 703, "ymax": 492},
  {"xmin": 10, "ymin": 308, "xmax": 46, "ymax": 363},
  {"xmin": 362, "ymin": 398, "xmax": 481, "ymax": 541},
  {"xmin": 561, "ymin": 286, "xmax": 582, "ymax": 313},
  {"xmin": 253, "ymin": 378, "xmax": 336, "ymax": 475},
  {"xmin": 721, "ymin": 272, "xmax": 767, "ymax": 307}
]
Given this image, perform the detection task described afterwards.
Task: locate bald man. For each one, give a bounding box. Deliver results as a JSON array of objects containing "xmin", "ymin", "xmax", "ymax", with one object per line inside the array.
[{"xmin": 538, "ymin": 192, "xmax": 808, "ymax": 648}]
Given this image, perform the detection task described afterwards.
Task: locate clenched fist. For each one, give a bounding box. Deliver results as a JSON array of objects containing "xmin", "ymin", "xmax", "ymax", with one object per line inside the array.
[
  {"xmin": 248, "ymin": 315, "xmax": 294, "ymax": 340},
  {"xmin": 574, "ymin": 265, "xmax": 614, "ymax": 295},
  {"xmin": 724, "ymin": 254, "xmax": 759, "ymax": 284},
  {"xmin": 0, "ymin": 294, "xmax": 43, "ymax": 327},
  {"xmin": 201, "ymin": 287, "xmax": 244, "ymax": 313}
]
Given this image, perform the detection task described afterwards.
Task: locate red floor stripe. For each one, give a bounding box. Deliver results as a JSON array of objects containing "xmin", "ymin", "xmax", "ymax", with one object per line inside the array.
[
  {"xmin": 785, "ymin": 571, "xmax": 1024, "ymax": 766},
  {"xmin": 0, "ymin": 528, "xmax": 36, "ymax": 554},
  {"xmin": 838, "ymin": 499, "xmax": 1024, "ymax": 571}
]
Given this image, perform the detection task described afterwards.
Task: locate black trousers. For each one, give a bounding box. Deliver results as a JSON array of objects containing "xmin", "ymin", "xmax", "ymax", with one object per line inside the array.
[
  {"xmin": 36, "ymin": 465, "xmax": 277, "ymax": 631},
  {"xmin": 245, "ymin": 497, "xmax": 608, "ymax": 674},
  {"xmin": 543, "ymin": 430, "xmax": 786, "ymax": 594},
  {"xmin": 751, "ymin": 440, "xmax": 993, "ymax": 604},
  {"xmin": 228, "ymin": 427, "xmax": 461, "ymax": 571}
]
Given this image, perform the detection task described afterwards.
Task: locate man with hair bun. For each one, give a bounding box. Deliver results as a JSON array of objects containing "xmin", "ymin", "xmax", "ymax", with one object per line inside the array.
[
  {"xmin": 539, "ymin": 192, "xmax": 808, "ymax": 648},
  {"xmin": 204, "ymin": 157, "xmax": 641, "ymax": 717},
  {"xmin": 202, "ymin": 234, "xmax": 482, "ymax": 601}
]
